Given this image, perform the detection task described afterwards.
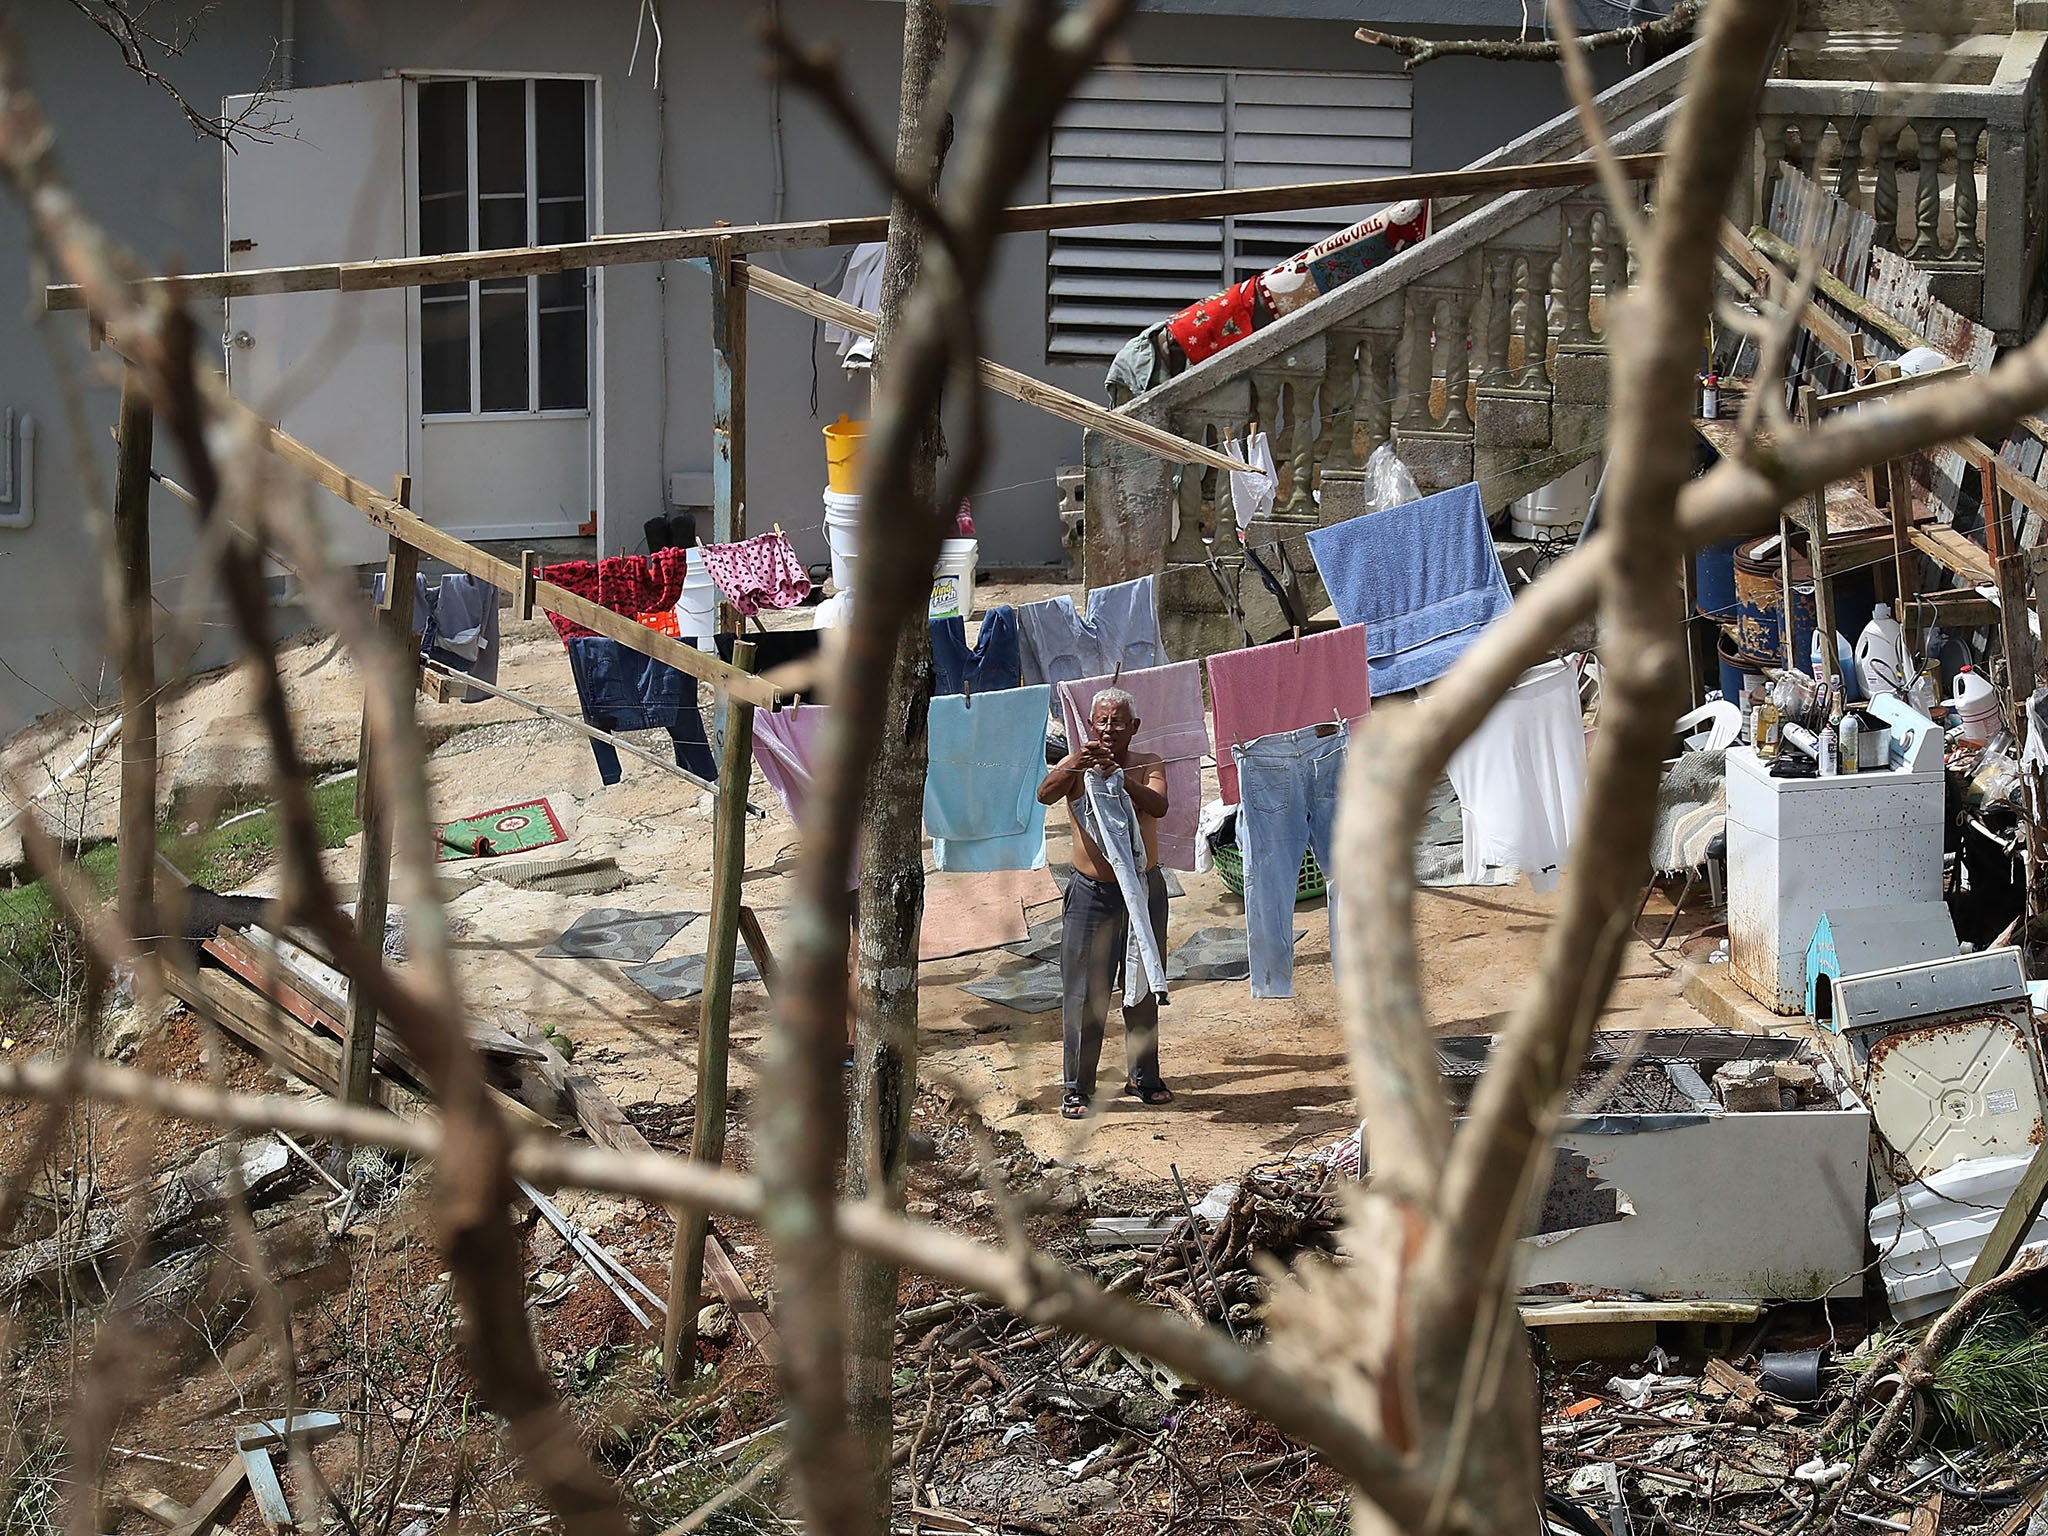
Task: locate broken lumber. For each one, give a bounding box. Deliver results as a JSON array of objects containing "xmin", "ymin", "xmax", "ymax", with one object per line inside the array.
[{"xmin": 166, "ymin": 1456, "xmax": 247, "ymax": 1536}]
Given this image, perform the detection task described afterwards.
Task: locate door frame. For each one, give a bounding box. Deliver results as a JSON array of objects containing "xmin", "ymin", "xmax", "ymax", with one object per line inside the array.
[{"xmin": 397, "ymin": 68, "xmax": 605, "ymax": 543}]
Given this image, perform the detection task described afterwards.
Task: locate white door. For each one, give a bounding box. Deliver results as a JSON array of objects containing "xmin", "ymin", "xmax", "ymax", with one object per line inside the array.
[
  {"xmin": 224, "ymin": 80, "xmax": 409, "ymax": 567},
  {"xmin": 405, "ymin": 76, "xmax": 596, "ymax": 542}
]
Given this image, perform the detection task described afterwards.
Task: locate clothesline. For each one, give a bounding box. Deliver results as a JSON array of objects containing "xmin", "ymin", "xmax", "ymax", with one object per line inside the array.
[{"xmin": 419, "ymin": 658, "xmax": 767, "ymax": 818}]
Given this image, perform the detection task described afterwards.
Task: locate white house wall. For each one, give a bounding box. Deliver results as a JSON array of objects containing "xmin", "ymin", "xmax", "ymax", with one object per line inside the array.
[{"xmin": 0, "ymin": 0, "xmax": 1625, "ymax": 735}]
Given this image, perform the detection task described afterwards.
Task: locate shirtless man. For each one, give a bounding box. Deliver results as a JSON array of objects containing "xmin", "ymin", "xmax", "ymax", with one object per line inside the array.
[{"xmin": 1037, "ymin": 687, "xmax": 1174, "ymax": 1118}]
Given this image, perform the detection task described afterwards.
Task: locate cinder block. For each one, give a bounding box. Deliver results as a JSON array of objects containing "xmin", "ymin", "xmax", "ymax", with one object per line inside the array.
[
  {"xmin": 1551, "ymin": 346, "xmax": 1609, "ymax": 408},
  {"xmin": 1392, "ymin": 431, "xmax": 1474, "ymax": 492}
]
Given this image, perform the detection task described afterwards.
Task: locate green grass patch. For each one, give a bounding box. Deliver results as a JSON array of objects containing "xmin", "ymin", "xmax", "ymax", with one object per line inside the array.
[{"xmin": 0, "ymin": 776, "xmax": 361, "ymax": 1016}]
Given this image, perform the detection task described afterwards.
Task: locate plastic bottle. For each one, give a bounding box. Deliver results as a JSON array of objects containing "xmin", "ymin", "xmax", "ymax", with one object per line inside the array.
[
  {"xmin": 1907, "ymin": 658, "xmax": 1941, "ymax": 717},
  {"xmin": 1854, "ymin": 602, "xmax": 1910, "ymax": 699}
]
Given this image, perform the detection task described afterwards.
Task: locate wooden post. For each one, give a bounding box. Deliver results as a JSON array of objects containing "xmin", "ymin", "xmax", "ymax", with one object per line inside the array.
[
  {"xmin": 711, "ymin": 237, "xmax": 747, "ymax": 546},
  {"xmin": 111, "ymin": 365, "xmax": 159, "ymax": 946},
  {"xmin": 665, "ymin": 638, "xmax": 758, "ymax": 1386},
  {"xmin": 344, "ymin": 476, "xmax": 420, "ymax": 1107}
]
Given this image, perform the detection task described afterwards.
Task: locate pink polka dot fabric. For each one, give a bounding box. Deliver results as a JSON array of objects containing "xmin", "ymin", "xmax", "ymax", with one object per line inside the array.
[{"xmin": 700, "ymin": 532, "xmax": 813, "ymax": 617}]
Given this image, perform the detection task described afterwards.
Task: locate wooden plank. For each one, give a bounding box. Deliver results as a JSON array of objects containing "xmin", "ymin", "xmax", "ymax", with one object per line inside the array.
[
  {"xmin": 216, "ymin": 402, "xmax": 782, "ymax": 708},
  {"xmin": 1966, "ymin": 1110, "xmax": 2048, "ymax": 1286},
  {"xmin": 235, "ymin": 1446, "xmax": 292, "ymax": 1535},
  {"xmin": 702, "ymin": 1231, "xmax": 779, "ymax": 1365},
  {"xmin": 711, "ymin": 240, "xmax": 746, "ymax": 545},
  {"xmin": 667, "ymin": 638, "xmax": 760, "ymax": 1384},
  {"xmin": 46, "ymin": 156, "xmax": 1655, "ymax": 309},
  {"xmin": 739, "ymin": 264, "xmax": 1247, "ymax": 477},
  {"xmin": 736, "ymin": 906, "xmax": 778, "ymax": 994},
  {"xmin": 1911, "ymin": 524, "xmax": 1997, "ymax": 585},
  {"xmin": 1815, "ymin": 362, "xmax": 1970, "ymax": 411},
  {"xmin": 1750, "ymin": 225, "xmax": 1922, "ymax": 352},
  {"xmin": 168, "ymin": 967, "xmax": 391, "ymax": 1109},
  {"xmin": 235, "ymin": 1412, "xmax": 344, "ymax": 1452},
  {"xmin": 1519, "ymin": 1299, "xmax": 1761, "ymax": 1327},
  {"xmin": 119, "ymin": 1488, "xmax": 191, "ymax": 1529},
  {"xmin": 166, "ymin": 1455, "xmax": 247, "ymax": 1536},
  {"xmin": 1716, "ymin": 221, "xmax": 1859, "ymax": 365}
]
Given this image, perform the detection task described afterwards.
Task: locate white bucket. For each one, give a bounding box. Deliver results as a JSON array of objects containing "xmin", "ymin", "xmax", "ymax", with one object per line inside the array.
[
  {"xmin": 674, "ymin": 546, "xmax": 719, "ymax": 644},
  {"xmin": 823, "ymin": 488, "xmax": 862, "ymax": 593},
  {"xmin": 930, "ymin": 538, "xmax": 978, "ymax": 620}
]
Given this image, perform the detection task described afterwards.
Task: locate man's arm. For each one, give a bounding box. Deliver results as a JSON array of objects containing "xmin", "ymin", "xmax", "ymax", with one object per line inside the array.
[
  {"xmin": 1123, "ymin": 756, "xmax": 1169, "ymax": 820},
  {"xmin": 1038, "ymin": 741, "xmax": 1108, "ymax": 805}
]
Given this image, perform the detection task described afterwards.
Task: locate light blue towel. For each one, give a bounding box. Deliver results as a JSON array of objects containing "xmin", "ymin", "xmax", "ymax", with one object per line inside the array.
[
  {"xmin": 1305, "ymin": 482, "xmax": 1512, "ymax": 696},
  {"xmin": 925, "ymin": 685, "xmax": 1052, "ymax": 872}
]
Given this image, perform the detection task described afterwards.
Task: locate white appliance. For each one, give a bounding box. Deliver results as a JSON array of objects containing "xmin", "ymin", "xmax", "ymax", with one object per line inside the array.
[
  {"xmin": 1827, "ymin": 948, "xmax": 2046, "ymax": 1186},
  {"xmin": 1726, "ymin": 743, "xmax": 1946, "ymax": 1013}
]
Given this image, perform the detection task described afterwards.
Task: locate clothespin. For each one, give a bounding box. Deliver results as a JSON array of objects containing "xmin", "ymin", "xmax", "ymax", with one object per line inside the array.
[
  {"xmin": 1291, "ymin": 625, "xmax": 1302, "ymax": 653},
  {"xmin": 773, "ymin": 521, "xmax": 784, "ymax": 537},
  {"xmin": 962, "ymin": 680, "xmax": 973, "ymax": 710},
  {"xmin": 1111, "ymin": 659, "xmax": 1123, "ymax": 686}
]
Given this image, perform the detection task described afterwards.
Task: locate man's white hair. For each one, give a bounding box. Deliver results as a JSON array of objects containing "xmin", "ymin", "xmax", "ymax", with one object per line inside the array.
[{"xmin": 1090, "ymin": 686, "xmax": 1137, "ymax": 716}]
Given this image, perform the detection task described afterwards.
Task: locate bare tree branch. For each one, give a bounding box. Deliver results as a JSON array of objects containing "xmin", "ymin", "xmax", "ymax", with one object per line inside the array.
[
  {"xmin": 1356, "ymin": 0, "xmax": 1702, "ymax": 70},
  {"xmin": 64, "ymin": 0, "xmax": 285, "ymax": 144}
]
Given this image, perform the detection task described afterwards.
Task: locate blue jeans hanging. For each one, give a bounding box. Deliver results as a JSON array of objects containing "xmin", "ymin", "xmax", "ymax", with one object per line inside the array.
[{"xmin": 565, "ymin": 636, "xmax": 718, "ymax": 785}]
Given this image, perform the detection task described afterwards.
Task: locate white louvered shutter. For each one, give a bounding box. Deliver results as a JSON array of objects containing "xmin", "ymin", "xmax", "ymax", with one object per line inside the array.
[{"xmin": 1046, "ymin": 68, "xmax": 1413, "ymax": 362}]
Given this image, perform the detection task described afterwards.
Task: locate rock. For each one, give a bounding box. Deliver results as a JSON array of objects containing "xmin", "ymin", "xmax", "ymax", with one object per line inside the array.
[
  {"xmin": 906, "ymin": 1199, "xmax": 939, "ymax": 1219},
  {"xmin": 1714, "ymin": 1060, "xmax": 1781, "ymax": 1114},
  {"xmin": 100, "ymin": 1001, "xmax": 155, "ymax": 1061},
  {"xmin": 952, "ymin": 1455, "xmax": 1120, "ymax": 1520},
  {"xmin": 696, "ymin": 1302, "xmax": 734, "ymax": 1342},
  {"xmin": 1120, "ymin": 1391, "xmax": 1174, "ymax": 1434}
]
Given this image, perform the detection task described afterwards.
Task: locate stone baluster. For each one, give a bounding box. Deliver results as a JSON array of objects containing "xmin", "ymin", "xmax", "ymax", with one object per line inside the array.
[
  {"xmin": 1834, "ymin": 116, "xmax": 1865, "ymax": 208},
  {"xmin": 1953, "ymin": 118, "xmax": 1984, "ymax": 260},
  {"xmin": 1166, "ymin": 420, "xmax": 1210, "ymax": 565},
  {"xmin": 1909, "ymin": 119, "xmax": 1944, "ymax": 260},
  {"xmin": 1481, "ymin": 249, "xmax": 1517, "ymax": 386},
  {"xmin": 1599, "ymin": 215, "xmax": 1631, "ymax": 338},
  {"xmin": 1395, "ymin": 288, "xmax": 1435, "ymax": 433},
  {"xmin": 1205, "ymin": 405, "xmax": 1245, "ymax": 559},
  {"xmin": 1284, "ymin": 378, "xmax": 1318, "ymax": 518},
  {"xmin": 1760, "ymin": 116, "xmax": 1790, "ymax": 223},
  {"xmin": 1252, "ymin": 369, "xmax": 1290, "ymax": 509},
  {"xmin": 1311, "ymin": 333, "xmax": 1365, "ymax": 477},
  {"xmin": 1440, "ymin": 285, "xmax": 1478, "ymax": 435},
  {"xmin": 1360, "ymin": 328, "xmax": 1399, "ymax": 459},
  {"xmin": 1559, "ymin": 207, "xmax": 1596, "ymax": 346},
  {"xmin": 1520, "ymin": 251, "xmax": 1555, "ymax": 389},
  {"xmin": 1873, "ymin": 121, "xmax": 1901, "ymax": 249}
]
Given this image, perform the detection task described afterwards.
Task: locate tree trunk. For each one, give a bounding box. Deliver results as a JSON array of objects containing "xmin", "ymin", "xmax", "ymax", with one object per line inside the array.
[{"xmin": 845, "ymin": 0, "xmax": 948, "ymax": 1524}]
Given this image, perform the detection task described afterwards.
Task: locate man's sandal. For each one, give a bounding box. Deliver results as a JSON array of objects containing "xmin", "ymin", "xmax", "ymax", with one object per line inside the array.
[
  {"xmin": 1124, "ymin": 1081, "xmax": 1175, "ymax": 1105},
  {"xmin": 1062, "ymin": 1093, "xmax": 1091, "ymax": 1119}
]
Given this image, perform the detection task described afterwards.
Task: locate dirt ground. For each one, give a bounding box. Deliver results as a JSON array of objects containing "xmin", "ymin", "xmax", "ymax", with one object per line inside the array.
[{"xmin": 2, "ymin": 578, "xmax": 1733, "ymax": 1191}]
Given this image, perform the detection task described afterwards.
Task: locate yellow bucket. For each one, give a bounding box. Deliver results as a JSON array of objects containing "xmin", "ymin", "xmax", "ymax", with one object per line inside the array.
[{"xmin": 823, "ymin": 414, "xmax": 867, "ymax": 494}]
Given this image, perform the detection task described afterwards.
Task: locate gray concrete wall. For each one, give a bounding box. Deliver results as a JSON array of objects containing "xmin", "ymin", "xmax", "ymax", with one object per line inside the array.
[{"xmin": 0, "ymin": 0, "xmax": 1630, "ymax": 733}]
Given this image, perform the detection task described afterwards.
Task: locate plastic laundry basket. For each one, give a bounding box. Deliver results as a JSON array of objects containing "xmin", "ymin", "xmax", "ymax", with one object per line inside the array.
[{"xmin": 1213, "ymin": 844, "xmax": 1328, "ymax": 903}]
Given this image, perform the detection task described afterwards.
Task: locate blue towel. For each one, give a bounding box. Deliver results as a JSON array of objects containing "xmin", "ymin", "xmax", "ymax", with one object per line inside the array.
[
  {"xmin": 924, "ymin": 685, "xmax": 1052, "ymax": 872},
  {"xmin": 931, "ymin": 606, "xmax": 1022, "ymax": 697},
  {"xmin": 1305, "ymin": 482, "xmax": 1511, "ymax": 696},
  {"xmin": 565, "ymin": 636, "xmax": 718, "ymax": 786}
]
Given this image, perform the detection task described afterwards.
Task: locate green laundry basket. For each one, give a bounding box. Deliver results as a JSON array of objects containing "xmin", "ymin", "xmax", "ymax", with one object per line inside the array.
[{"xmin": 1212, "ymin": 844, "xmax": 1328, "ymax": 903}]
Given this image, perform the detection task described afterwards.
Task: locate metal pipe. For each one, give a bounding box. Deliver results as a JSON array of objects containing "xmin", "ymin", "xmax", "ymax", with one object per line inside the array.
[
  {"xmin": 0, "ymin": 410, "xmax": 34, "ymax": 530},
  {"xmin": 278, "ymin": 0, "xmax": 296, "ymax": 88}
]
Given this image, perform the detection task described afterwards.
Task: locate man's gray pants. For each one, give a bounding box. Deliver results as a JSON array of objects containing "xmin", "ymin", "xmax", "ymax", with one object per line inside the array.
[{"xmin": 1061, "ymin": 867, "xmax": 1168, "ymax": 1100}]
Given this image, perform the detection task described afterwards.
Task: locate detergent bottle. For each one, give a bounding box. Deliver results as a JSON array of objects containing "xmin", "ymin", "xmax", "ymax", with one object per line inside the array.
[
  {"xmin": 1854, "ymin": 602, "xmax": 1910, "ymax": 699},
  {"xmin": 1951, "ymin": 665, "xmax": 2001, "ymax": 747}
]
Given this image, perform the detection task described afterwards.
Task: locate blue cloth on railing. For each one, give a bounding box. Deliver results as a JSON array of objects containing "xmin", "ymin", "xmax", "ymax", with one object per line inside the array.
[
  {"xmin": 931, "ymin": 606, "xmax": 1022, "ymax": 697},
  {"xmin": 1304, "ymin": 481, "xmax": 1511, "ymax": 696},
  {"xmin": 564, "ymin": 636, "xmax": 717, "ymax": 786},
  {"xmin": 370, "ymin": 572, "xmax": 501, "ymax": 699}
]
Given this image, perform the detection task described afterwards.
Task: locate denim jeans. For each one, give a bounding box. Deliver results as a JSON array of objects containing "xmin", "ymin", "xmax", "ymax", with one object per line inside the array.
[
  {"xmin": 931, "ymin": 606, "xmax": 1021, "ymax": 697},
  {"xmin": 565, "ymin": 636, "xmax": 718, "ymax": 786},
  {"xmin": 1231, "ymin": 722, "xmax": 1347, "ymax": 999},
  {"xmin": 1061, "ymin": 868, "xmax": 1168, "ymax": 1099}
]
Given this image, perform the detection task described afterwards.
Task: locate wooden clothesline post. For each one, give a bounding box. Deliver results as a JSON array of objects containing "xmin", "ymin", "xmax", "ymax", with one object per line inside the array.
[
  {"xmin": 665, "ymin": 636, "xmax": 759, "ymax": 1387},
  {"xmin": 344, "ymin": 475, "xmax": 420, "ymax": 1107}
]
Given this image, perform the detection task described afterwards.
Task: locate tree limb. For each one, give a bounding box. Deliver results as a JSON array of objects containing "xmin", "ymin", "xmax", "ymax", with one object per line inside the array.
[{"xmin": 1356, "ymin": 0, "xmax": 1702, "ymax": 70}]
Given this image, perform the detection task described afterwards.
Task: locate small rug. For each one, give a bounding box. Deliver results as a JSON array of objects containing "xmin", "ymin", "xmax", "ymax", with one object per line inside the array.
[
  {"xmin": 540, "ymin": 908, "xmax": 701, "ymax": 963},
  {"xmin": 622, "ymin": 946, "xmax": 763, "ymax": 1004},
  {"xmin": 919, "ymin": 866, "xmax": 1063, "ymax": 962},
  {"xmin": 1166, "ymin": 925, "xmax": 1304, "ymax": 983},
  {"xmin": 1002, "ymin": 919, "xmax": 1064, "ymax": 966},
  {"xmin": 959, "ymin": 963, "xmax": 1065, "ymax": 1014},
  {"xmin": 434, "ymin": 799, "xmax": 567, "ymax": 862},
  {"xmin": 486, "ymin": 856, "xmax": 630, "ymax": 897}
]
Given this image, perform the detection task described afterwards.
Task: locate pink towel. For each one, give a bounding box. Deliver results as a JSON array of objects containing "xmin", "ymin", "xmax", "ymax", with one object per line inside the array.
[
  {"xmin": 1056, "ymin": 661, "xmax": 1208, "ymax": 872},
  {"xmin": 753, "ymin": 706, "xmax": 858, "ymax": 887},
  {"xmin": 1206, "ymin": 625, "xmax": 1372, "ymax": 804},
  {"xmin": 702, "ymin": 532, "xmax": 812, "ymax": 617}
]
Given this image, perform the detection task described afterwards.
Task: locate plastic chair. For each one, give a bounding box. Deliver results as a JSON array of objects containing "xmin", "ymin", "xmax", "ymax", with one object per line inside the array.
[{"xmin": 1675, "ymin": 700, "xmax": 1742, "ymax": 753}]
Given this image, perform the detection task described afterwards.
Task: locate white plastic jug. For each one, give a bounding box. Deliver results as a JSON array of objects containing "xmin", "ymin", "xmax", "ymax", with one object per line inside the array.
[
  {"xmin": 1952, "ymin": 665, "xmax": 2001, "ymax": 746},
  {"xmin": 1854, "ymin": 602, "xmax": 1911, "ymax": 699}
]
